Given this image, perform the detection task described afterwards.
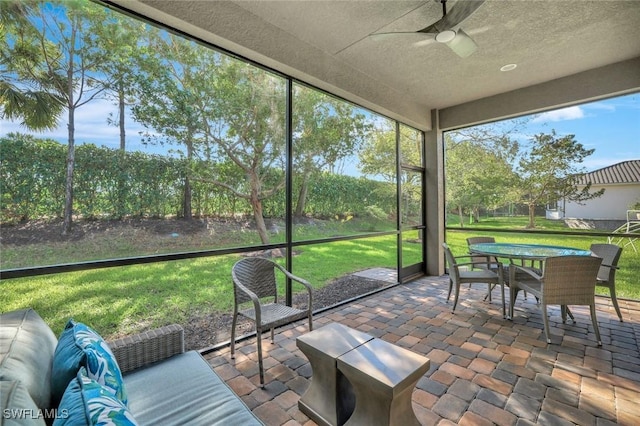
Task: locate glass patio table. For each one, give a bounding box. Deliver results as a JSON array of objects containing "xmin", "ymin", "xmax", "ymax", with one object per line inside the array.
[
  {"xmin": 468, "ymin": 243, "xmax": 595, "ymax": 322},
  {"xmin": 468, "ymin": 242, "xmax": 592, "ymax": 262}
]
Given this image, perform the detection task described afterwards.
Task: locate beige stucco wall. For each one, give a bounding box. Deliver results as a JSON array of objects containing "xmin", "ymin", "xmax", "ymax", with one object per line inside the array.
[{"xmin": 564, "ymin": 184, "xmax": 640, "ymax": 220}]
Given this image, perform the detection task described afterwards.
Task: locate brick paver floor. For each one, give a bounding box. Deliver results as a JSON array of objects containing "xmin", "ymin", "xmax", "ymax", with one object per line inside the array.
[{"xmin": 202, "ymin": 275, "xmax": 640, "ymax": 425}]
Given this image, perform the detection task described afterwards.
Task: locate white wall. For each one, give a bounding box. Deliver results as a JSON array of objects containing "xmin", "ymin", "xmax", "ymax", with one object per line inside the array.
[{"xmin": 564, "ymin": 184, "xmax": 640, "ymax": 220}]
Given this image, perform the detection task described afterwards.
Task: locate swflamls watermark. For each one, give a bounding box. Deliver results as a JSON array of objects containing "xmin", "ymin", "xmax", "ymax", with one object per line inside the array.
[{"xmin": 2, "ymin": 409, "xmax": 69, "ymax": 420}]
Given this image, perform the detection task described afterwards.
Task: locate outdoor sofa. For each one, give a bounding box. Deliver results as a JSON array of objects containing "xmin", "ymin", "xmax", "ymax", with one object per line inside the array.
[{"xmin": 0, "ymin": 308, "xmax": 263, "ymax": 425}]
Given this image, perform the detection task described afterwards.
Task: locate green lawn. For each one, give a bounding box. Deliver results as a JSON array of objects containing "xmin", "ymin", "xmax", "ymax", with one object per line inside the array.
[
  {"xmin": 2, "ymin": 216, "xmax": 637, "ymax": 341},
  {"xmin": 446, "ymin": 214, "xmax": 600, "ymax": 231},
  {"xmin": 1, "ymin": 234, "xmax": 403, "ymax": 340},
  {"xmin": 445, "ymin": 216, "xmax": 639, "ymax": 303}
]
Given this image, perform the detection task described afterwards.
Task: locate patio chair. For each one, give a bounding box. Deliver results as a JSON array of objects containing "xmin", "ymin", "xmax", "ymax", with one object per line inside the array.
[
  {"xmin": 442, "ymin": 243, "xmax": 505, "ymax": 318},
  {"xmin": 467, "ymin": 236, "xmax": 537, "ymax": 302},
  {"xmin": 590, "ymin": 243, "xmax": 624, "ymax": 321},
  {"xmin": 509, "ymin": 255, "xmax": 603, "ymax": 345},
  {"xmin": 231, "ymin": 257, "xmax": 313, "ymax": 386},
  {"xmin": 466, "ymin": 236, "xmax": 499, "ymax": 271},
  {"xmin": 466, "ymin": 236, "xmax": 499, "ymax": 300}
]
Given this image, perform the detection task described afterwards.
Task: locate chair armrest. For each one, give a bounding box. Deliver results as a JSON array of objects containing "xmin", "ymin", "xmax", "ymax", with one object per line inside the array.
[
  {"xmin": 456, "ymin": 254, "xmax": 500, "ymax": 266},
  {"xmin": 455, "ymin": 260, "xmax": 503, "ymax": 270},
  {"xmin": 107, "ymin": 324, "xmax": 185, "ymax": 374},
  {"xmin": 273, "ymin": 263, "xmax": 313, "ymax": 291},
  {"xmin": 231, "ymin": 273, "xmax": 268, "ymax": 328},
  {"xmin": 510, "ymin": 264, "xmax": 542, "ymax": 282},
  {"xmin": 283, "ymin": 270, "xmax": 313, "ymax": 289},
  {"xmin": 275, "ymin": 264, "xmax": 314, "ymax": 307}
]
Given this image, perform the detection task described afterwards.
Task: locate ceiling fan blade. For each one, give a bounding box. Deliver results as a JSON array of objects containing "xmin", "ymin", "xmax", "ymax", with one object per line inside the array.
[
  {"xmin": 419, "ymin": 0, "xmax": 486, "ymax": 34},
  {"xmin": 370, "ymin": 32, "xmax": 436, "ymax": 43},
  {"xmin": 370, "ymin": 0, "xmax": 484, "ymax": 56},
  {"xmin": 445, "ymin": 28, "xmax": 478, "ymax": 57}
]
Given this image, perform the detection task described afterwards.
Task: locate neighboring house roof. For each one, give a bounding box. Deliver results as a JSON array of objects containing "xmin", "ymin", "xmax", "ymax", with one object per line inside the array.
[{"xmin": 577, "ymin": 160, "xmax": 640, "ymax": 185}]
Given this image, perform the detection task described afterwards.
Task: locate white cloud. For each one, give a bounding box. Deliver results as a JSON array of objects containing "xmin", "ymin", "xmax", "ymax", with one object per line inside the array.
[
  {"xmin": 532, "ymin": 106, "xmax": 585, "ymax": 123},
  {"xmin": 584, "ymin": 102, "xmax": 616, "ymax": 112}
]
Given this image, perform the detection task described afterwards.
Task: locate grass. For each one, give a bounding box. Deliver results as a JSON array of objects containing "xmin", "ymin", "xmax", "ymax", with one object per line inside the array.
[
  {"xmin": 2, "ymin": 215, "xmax": 637, "ymax": 340},
  {"xmin": 1, "ymin": 233, "xmax": 403, "ymax": 339},
  {"xmin": 446, "ymin": 214, "xmax": 601, "ymax": 231},
  {"xmin": 0, "ymin": 217, "xmax": 395, "ymax": 269},
  {"xmin": 445, "ymin": 223, "xmax": 640, "ymax": 303}
]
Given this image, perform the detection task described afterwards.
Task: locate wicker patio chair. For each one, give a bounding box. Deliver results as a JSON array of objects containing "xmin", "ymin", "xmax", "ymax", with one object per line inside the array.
[
  {"xmin": 509, "ymin": 255, "xmax": 603, "ymax": 345},
  {"xmin": 466, "ymin": 236, "xmax": 499, "ymax": 300},
  {"xmin": 466, "ymin": 236, "xmax": 500, "ymax": 271},
  {"xmin": 590, "ymin": 243, "xmax": 624, "ymax": 322},
  {"xmin": 231, "ymin": 257, "xmax": 313, "ymax": 386},
  {"xmin": 443, "ymin": 243, "xmax": 506, "ymax": 318}
]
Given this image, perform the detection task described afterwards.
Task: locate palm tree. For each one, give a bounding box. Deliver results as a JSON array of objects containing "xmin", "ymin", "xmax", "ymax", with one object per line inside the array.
[{"xmin": 1, "ymin": 1, "xmax": 64, "ymax": 130}]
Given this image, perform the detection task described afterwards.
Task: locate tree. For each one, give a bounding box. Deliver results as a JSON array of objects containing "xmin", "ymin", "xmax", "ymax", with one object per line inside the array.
[
  {"xmin": 292, "ymin": 86, "xmax": 371, "ymax": 216},
  {"xmin": 444, "ymin": 123, "xmax": 521, "ymax": 225},
  {"xmin": 359, "ymin": 123, "xmax": 425, "ymax": 176},
  {"xmin": 446, "ymin": 118, "xmax": 526, "ymax": 159},
  {"xmin": 97, "ymin": 15, "xmax": 147, "ymax": 152},
  {"xmin": 128, "ymin": 31, "xmax": 289, "ymax": 242},
  {"xmin": 359, "ymin": 123, "xmax": 396, "ymax": 182},
  {"xmin": 0, "ymin": 1, "xmax": 64, "ymax": 130},
  {"xmin": 359, "ymin": 124, "xmax": 427, "ymax": 226},
  {"xmin": 131, "ymin": 31, "xmax": 210, "ymax": 220},
  {"xmin": 445, "ymin": 138, "xmax": 518, "ymax": 226},
  {"xmin": 4, "ymin": 1, "xmax": 115, "ymax": 234},
  {"xmin": 517, "ymin": 130, "xmax": 604, "ymax": 228},
  {"xmin": 195, "ymin": 60, "xmax": 287, "ymax": 244}
]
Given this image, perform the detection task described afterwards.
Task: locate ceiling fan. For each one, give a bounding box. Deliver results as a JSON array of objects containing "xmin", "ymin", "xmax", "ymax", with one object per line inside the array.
[{"xmin": 371, "ymin": 0, "xmax": 486, "ymax": 58}]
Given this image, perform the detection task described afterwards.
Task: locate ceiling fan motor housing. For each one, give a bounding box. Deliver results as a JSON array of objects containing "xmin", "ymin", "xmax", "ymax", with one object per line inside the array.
[{"xmin": 435, "ymin": 30, "xmax": 457, "ymax": 43}]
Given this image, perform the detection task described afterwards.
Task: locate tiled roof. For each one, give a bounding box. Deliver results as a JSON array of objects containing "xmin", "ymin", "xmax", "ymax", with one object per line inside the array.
[{"xmin": 577, "ymin": 160, "xmax": 640, "ymax": 185}]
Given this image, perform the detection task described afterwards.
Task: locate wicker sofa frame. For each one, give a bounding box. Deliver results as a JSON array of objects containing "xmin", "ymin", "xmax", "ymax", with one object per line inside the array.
[{"xmin": 108, "ymin": 324, "xmax": 185, "ymax": 374}]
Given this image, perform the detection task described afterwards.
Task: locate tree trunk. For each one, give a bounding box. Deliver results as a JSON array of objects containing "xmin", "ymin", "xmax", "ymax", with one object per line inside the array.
[
  {"xmin": 118, "ymin": 85, "xmax": 126, "ymax": 151},
  {"xmin": 295, "ymin": 172, "xmax": 310, "ymax": 217},
  {"xmin": 457, "ymin": 205, "xmax": 464, "ymax": 228},
  {"xmin": 251, "ymin": 195, "xmax": 269, "ymax": 244},
  {"xmin": 116, "ymin": 87, "xmax": 127, "ymax": 218},
  {"xmin": 182, "ymin": 139, "xmax": 193, "ymax": 219},
  {"xmin": 249, "ymin": 172, "xmax": 270, "ymax": 244},
  {"xmin": 62, "ymin": 108, "xmax": 75, "ymax": 235},
  {"xmin": 115, "ymin": 151, "xmax": 126, "ymax": 219},
  {"xmin": 183, "ymin": 175, "xmax": 192, "ymax": 220},
  {"xmin": 527, "ymin": 203, "xmax": 536, "ymax": 229},
  {"xmin": 62, "ymin": 44, "xmax": 75, "ymax": 236}
]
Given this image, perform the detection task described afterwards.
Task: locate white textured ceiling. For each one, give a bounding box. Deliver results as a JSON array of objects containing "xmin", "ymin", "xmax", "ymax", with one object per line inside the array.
[{"xmin": 115, "ymin": 0, "xmax": 640, "ymax": 129}]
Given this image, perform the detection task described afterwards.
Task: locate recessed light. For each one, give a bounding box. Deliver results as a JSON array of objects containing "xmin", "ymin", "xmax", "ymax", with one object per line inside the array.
[{"xmin": 500, "ymin": 64, "xmax": 517, "ymax": 72}]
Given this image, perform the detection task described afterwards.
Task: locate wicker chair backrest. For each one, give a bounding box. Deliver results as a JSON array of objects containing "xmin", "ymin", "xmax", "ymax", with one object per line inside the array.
[
  {"xmin": 590, "ymin": 243, "xmax": 623, "ymax": 283},
  {"xmin": 442, "ymin": 243, "xmax": 461, "ymax": 282},
  {"xmin": 466, "ymin": 236, "xmax": 496, "ymax": 245},
  {"xmin": 466, "ymin": 236, "xmax": 497, "ymax": 267},
  {"xmin": 540, "ymin": 256, "xmax": 602, "ymax": 305},
  {"xmin": 232, "ymin": 257, "xmax": 278, "ymax": 304}
]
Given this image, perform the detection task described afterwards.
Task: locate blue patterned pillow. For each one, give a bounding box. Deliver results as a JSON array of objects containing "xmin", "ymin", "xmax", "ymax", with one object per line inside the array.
[
  {"xmin": 51, "ymin": 320, "xmax": 127, "ymax": 408},
  {"xmin": 54, "ymin": 367, "xmax": 138, "ymax": 426}
]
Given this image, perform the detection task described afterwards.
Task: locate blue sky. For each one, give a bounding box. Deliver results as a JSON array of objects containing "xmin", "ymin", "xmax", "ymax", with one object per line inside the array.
[
  {"xmin": 2, "ymin": 93, "xmax": 638, "ymax": 172},
  {"xmin": 520, "ymin": 92, "xmax": 639, "ymax": 172}
]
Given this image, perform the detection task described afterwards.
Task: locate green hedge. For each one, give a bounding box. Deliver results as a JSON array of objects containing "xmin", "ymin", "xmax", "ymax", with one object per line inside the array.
[{"xmin": 1, "ymin": 134, "xmax": 395, "ymax": 223}]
